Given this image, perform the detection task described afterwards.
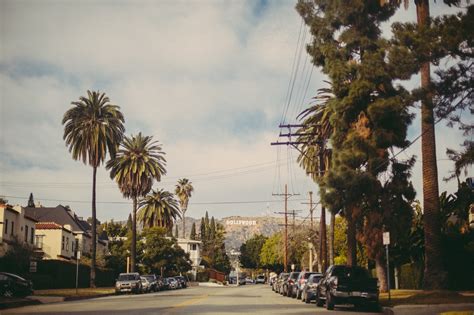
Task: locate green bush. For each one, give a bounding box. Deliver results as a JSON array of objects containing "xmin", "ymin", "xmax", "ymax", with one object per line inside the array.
[{"xmin": 399, "ymin": 262, "xmax": 423, "ymax": 289}]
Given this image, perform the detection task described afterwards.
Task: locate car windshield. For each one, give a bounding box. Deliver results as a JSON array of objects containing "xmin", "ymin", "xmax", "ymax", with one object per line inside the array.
[
  {"xmin": 290, "ymin": 272, "xmax": 300, "ymax": 279},
  {"xmin": 143, "ymin": 276, "xmax": 155, "ymax": 281},
  {"xmin": 118, "ymin": 274, "xmax": 137, "ymax": 281},
  {"xmin": 333, "ymin": 266, "xmax": 370, "ymax": 279},
  {"xmin": 304, "ymin": 273, "xmax": 315, "ymax": 279}
]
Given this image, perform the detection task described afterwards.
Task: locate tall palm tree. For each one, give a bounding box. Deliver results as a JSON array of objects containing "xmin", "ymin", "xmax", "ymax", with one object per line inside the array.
[
  {"xmin": 106, "ymin": 133, "xmax": 166, "ymax": 272},
  {"xmin": 175, "ymin": 178, "xmax": 194, "ymax": 238},
  {"xmin": 62, "ymin": 90, "xmax": 125, "ymax": 287},
  {"xmin": 138, "ymin": 189, "xmax": 181, "ymax": 230},
  {"xmin": 380, "ymin": 0, "xmax": 464, "ymax": 290},
  {"xmin": 297, "ymin": 86, "xmax": 334, "ymax": 270}
]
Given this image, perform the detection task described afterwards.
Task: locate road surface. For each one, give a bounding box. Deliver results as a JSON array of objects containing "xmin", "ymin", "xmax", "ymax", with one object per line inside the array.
[{"xmin": 4, "ymin": 284, "xmax": 381, "ymax": 315}]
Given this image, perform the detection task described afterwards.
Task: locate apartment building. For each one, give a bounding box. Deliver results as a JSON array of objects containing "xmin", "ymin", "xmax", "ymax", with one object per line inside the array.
[{"xmin": 0, "ymin": 203, "xmax": 37, "ymax": 256}]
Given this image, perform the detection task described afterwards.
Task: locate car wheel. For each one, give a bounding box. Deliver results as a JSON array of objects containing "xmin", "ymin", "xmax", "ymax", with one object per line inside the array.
[
  {"xmin": 316, "ymin": 291, "xmax": 324, "ymax": 307},
  {"xmin": 3, "ymin": 288, "xmax": 14, "ymax": 298},
  {"xmin": 326, "ymin": 292, "xmax": 335, "ymax": 310}
]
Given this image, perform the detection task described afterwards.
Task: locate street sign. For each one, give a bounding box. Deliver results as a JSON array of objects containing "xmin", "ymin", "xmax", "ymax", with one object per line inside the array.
[
  {"xmin": 291, "ymin": 264, "xmax": 295, "ymax": 271},
  {"xmin": 29, "ymin": 261, "xmax": 37, "ymax": 273},
  {"xmin": 383, "ymin": 232, "xmax": 390, "ymax": 245},
  {"xmin": 77, "ymin": 251, "xmax": 81, "ymax": 259}
]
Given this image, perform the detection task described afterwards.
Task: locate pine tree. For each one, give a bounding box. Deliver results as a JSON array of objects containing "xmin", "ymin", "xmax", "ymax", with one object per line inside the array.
[
  {"xmin": 27, "ymin": 193, "xmax": 35, "ymax": 208},
  {"xmin": 174, "ymin": 224, "xmax": 179, "ymax": 238},
  {"xmin": 296, "ymin": 1, "xmax": 413, "ymax": 269},
  {"xmin": 200, "ymin": 217, "xmax": 206, "ymax": 242},
  {"xmin": 210, "ymin": 217, "xmax": 216, "ymax": 240},
  {"xmin": 190, "ymin": 222, "xmax": 196, "ymax": 240},
  {"xmin": 127, "ymin": 214, "xmax": 133, "ymax": 232}
]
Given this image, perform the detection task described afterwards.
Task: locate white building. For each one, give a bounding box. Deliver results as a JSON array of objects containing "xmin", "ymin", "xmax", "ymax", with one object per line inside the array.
[
  {"xmin": 175, "ymin": 238, "xmax": 202, "ymax": 279},
  {"xmin": 0, "ymin": 204, "xmax": 37, "ymax": 256}
]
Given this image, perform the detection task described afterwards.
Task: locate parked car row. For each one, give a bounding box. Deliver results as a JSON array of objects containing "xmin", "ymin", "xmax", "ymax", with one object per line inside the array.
[
  {"xmin": 115, "ymin": 273, "xmax": 188, "ymax": 294},
  {"xmin": 270, "ymin": 265, "xmax": 380, "ymax": 312}
]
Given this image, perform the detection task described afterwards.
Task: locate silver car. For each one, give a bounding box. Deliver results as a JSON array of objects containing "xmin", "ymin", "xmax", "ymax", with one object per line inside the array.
[{"xmin": 115, "ymin": 273, "xmax": 142, "ymax": 294}]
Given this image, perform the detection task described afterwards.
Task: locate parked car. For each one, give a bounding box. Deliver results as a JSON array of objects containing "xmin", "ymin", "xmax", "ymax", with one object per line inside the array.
[
  {"xmin": 316, "ymin": 265, "xmax": 379, "ymax": 311},
  {"xmin": 0, "ymin": 272, "xmax": 33, "ymax": 297},
  {"xmin": 161, "ymin": 277, "xmax": 170, "ymax": 290},
  {"xmin": 274, "ymin": 273, "xmax": 289, "ymax": 293},
  {"xmin": 301, "ymin": 273, "xmax": 323, "ymax": 303},
  {"xmin": 256, "ymin": 275, "xmax": 266, "ymax": 284},
  {"xmin": 142, "ymin": 274, "xmax": 158, "ymax": 292},
  {"xmin": 295, "ymin": 271, "xmax": 317, "ymax": 299},
  {"xmin": 283, "ymin": 271, "xmax": 300, "ymax": 297},
  {"xmin": 115, "ymin": 273, "xmax": 142, "ymax": 294},
  {"xmin": 167, "ymin": 277, "xmax": 179, "ymax": 289},
  {"xmin": 175, "ymin": 276, "xmax": 187, "ymax": 288},
  {"xmin": 140, "ymin": 276, "xmax": 152, "ymax": 293},
  {"xmin": 245, "ymin": 277, "xmax": 254, "ymax": 284}
]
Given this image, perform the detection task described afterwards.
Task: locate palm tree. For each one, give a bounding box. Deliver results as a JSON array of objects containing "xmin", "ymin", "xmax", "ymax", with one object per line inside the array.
[
  {"xmin": 175, "ymin": 178, "xmax": 194, "ymax": 238},
  {"xmin": 297, "ymin": 86, "xmax": 334, "ymax": 270},
  {"xmin": 62, "ymin": 90, "xmax": 125, "ymax": 287},
  {"xmin": 380, "ymin": 0, "xmax": 465, "ymax": 290},
  {"xmin": 106, "ymin": 133, "xmax": 166, "ymax": 272},
  {"xmin": 138, "ymin": 189, "xmax": 181, "ymax": 230}
]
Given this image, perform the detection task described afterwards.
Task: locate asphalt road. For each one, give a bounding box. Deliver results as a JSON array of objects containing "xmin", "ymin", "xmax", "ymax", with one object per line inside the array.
[{"xmin": 3, "ymin": 284, "xmax": 381, "ymax": 315}]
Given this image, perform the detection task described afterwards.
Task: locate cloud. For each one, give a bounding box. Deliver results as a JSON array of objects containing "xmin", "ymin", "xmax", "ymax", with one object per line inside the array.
[{"xmin": 1, "ymin": 0, "xmax": 470, "ymax": 224}]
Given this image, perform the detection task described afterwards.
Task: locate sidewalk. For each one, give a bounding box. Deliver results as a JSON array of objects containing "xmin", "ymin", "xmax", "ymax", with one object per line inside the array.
[{"xmin": 383, "ymin": 303, "xmax": 474, "ymax": 315}]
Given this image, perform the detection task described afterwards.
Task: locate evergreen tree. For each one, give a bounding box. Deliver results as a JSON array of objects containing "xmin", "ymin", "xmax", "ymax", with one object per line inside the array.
[
  {"xmin": 200, "ymin": 218, "xmax": 206, "ymax": 241},
  {"xmin": 204, "ymin": 211, "xmax": 210, "ymax": 231},
  {"xmin": 27, "ymin": 193, "xmax": 35, "ymax": 208},
  {"xmin": 189, "ymin": 222, "xmax": 197, "ymax": 240},
  {"xmin": 296, "ymin": 1, "xmax": 413, "ymax": 269},
  {"xmin": 174, "ymin": 224, "xmax": 179, "ymax": 238},
  {"xmin": 210, "ymin": 216, "xmax": 216, "ymax": 240}
]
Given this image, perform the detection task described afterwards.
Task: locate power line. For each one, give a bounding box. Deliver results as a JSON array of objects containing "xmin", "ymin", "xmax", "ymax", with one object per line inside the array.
[{"xmin": 1, "ymin": 194, "xmax": 308, "ymax": 206}]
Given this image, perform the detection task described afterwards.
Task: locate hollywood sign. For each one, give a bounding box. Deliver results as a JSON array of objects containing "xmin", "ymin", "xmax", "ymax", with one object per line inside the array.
[{"xmin": 226, "ymin": 220, "xmax": 257, "ymax": 226}]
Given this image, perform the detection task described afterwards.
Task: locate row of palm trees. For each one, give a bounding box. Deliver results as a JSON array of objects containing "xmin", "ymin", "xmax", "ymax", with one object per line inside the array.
[{"xmin": 62, "ymin": 91, "xmax": 194, "ymax": 286}]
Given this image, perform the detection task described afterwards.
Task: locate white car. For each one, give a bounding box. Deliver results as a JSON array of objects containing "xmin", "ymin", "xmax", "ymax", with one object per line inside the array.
[
  {"xmin": 140, "ymin": 277, "xmax": 152, "ymax": 293},
  {"xmin": 167, "ymin": 277, "xmax": 179, "ymax": 289}
]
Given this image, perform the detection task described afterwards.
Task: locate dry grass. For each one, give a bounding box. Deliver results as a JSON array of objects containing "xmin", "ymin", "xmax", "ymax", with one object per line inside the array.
[
  {"xmin": 380, "ymin": 290, "xmax": 474, "ymax": 307},
  {"xmin": 34, "ymin": 287, "xmax": 115, "ymax": 297}
]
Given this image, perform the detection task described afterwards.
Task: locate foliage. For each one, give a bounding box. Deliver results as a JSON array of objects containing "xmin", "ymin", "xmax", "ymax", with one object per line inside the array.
[
  {"xmin": 138, "ymin": 227, "xmax": 192, "ymax": 276},
  {"xmin": 189, "ymin": 222, "xmax": 197, "ymax": 240},
  {"xmin": 199, "ymin": 214, "xmax": 231, "ymax": 274},
  {"xmin": 27, "ymin": 193, "xmax": 35, "ymax": 207},
  {"xmin": 259, "ymin": 233, "xmax": 283, "ymax": 270},
  {"xmin": 138, "ymin": 189, "xmax": 180, "ymax": 230},
  {"xmin": 0, "ymin": 238, "xmax": 35, "ymax": 276},
  {"xmin": 239, "ymin": 234, "xmax": 268, "ymax": 269},
  {"xmin": 333, "ymin": 216, "xmax": 368, "ymax": 267},
  {"xmin": 102, "ymin": 220, "xmax": 128, "ymax": 238},
  {"xmin": 175, "ymin": 178, "xmax": 194, "ymax": 212}
]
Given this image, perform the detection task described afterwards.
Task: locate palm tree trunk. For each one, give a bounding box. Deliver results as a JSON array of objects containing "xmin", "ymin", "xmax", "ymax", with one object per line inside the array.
[
  {"xmin": 329, "ymin": 211, "xmax": 335, "ymax": 266},
  {"xmin": 131, "ymin": 197, "xmax": 137, "ymax": 272},
  {"xmin": 182, "ymin": 209, "xmax": 186, "ymax": 239},
  {"xmin": 416, "ymin": 0, "xmax": 446, "ymax": 290},
  {"xmin": 346, "ymin": 207, "xmax": 357, "ymax": 266},
  {"xmin": 375, "ymin": 255, "xmax": 388, "ymax": 292},
  {"xmin": 320, "ymin": 205, "xmax": 327, "ymax": 272},
  {"xmin": 90, "ymin": 166, "xmax": 97, "ymax": 288}
]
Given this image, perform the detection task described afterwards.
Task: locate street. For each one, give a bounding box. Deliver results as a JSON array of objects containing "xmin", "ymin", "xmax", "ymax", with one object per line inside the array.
[{"xmin": 3, "ymin": 285, "xmax": 381, "ymax": 315}]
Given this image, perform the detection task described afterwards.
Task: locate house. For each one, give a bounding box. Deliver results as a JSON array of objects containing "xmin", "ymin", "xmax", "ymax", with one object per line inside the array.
[
  {"xmin": 35, "ymin": 222, "xmax": 75, "ymax": 260},
  {"xmin": 25, "ymin": 205, "xmax": 107, "ymax": 257},
  {"xmin": 0, "ymin": 204, "xmax": 38, "ymax": 256},
  {"xmin": 175, "ymin": 238, "xmax": 203, "ymax": 279}
]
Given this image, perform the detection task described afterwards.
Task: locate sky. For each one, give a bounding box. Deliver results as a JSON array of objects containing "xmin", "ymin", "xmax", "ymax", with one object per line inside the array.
[{"xmin": 0, "ymin": 0, "xmax": 471, "ymax": 223}]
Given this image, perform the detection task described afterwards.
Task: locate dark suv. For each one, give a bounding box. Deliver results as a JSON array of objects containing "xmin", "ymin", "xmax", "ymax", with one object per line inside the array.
[
  {"xmin": 283, "ymin": 271, "xmax": 300, "ymax": 297},
  {"xmin": 316, "ymin": 265, "xmax": 379, "ymax": 311}
]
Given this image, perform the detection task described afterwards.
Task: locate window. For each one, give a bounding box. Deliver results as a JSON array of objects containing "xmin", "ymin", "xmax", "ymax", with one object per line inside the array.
[
  {"xmin": 31, "ymin": 227, "xmax": 34, "ymax": 244},
  {"xmin": 35, "ymin": 235, "xmax": 44, "ymax": 249},
  {"xmin": 62, "ymin": 236, "xmax": 65, "ymax": 250},
  {"xmin": 25, "ymin": 225, "xmax": 28, "ymax": 242},
  {"xmin": 191, "ymin": 244, "xmax": 197, "ymax": 251},
  {"xmin": 66, "ymin": 237, "xmax": 69, "ymax": 250},
  {"xmin": 4, "ymin": 219, "xmax": 8, "ymax": 234},
  {"xmin": 11, "ymin": 221, "xmax": 14, "ymax": 236}
]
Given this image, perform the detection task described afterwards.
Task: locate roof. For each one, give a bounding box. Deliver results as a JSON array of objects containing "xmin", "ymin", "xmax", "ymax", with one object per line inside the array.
[
  {"xmin": 25, "ymin": 205, "xmax": 88, "ymax": 234},
  {"xmin": 36, "ymin": 222, "xmax": 63, "ymax": 230}
]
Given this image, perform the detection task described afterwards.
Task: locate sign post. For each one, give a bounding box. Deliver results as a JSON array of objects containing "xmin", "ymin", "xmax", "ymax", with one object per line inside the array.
[
  {"xmin": 383, "ymin": 232, "xmax": 391, "ymax": 302},
  {"xmin": 76, "ymin": 251, "xmax": 81, "ymax": 295}
]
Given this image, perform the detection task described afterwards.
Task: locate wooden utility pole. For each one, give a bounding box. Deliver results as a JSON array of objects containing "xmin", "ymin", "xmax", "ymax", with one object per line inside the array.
[{"xmin": 309, "ymin": 191, "xmax": 313, "ymax": 229}]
